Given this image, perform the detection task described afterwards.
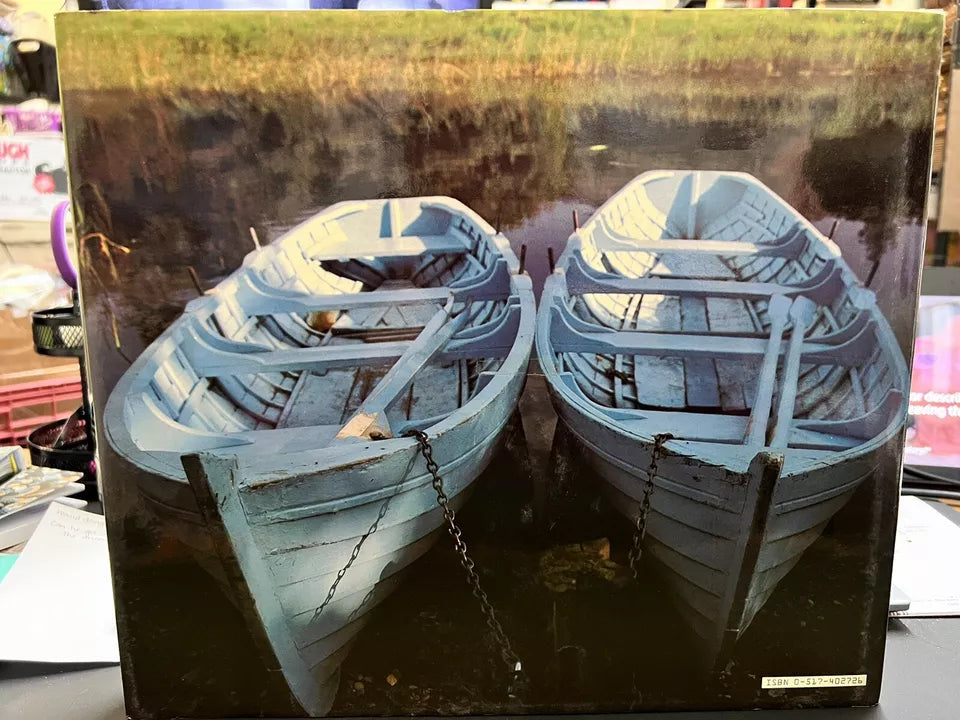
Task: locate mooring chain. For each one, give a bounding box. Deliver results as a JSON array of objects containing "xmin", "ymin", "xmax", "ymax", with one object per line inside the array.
[
  {"xmin": 628, "ymin": 433, "xmax": 674, "ymax": 579},
  {"xmin": 312, "ymin": 492, "xmax": 394, "ymax": 622},
  {"xmin": 408, "ymin": 429, "xmax": 526, "ymax": 696}
]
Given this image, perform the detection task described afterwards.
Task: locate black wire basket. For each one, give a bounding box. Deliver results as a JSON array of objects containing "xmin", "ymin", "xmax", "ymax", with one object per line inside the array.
[
  {"xmin": 30, "ymin": 296, "xmax": 97, "ymax": 500},
  {"xmin": 32, "ymin": 306, "xmax": 85, "ymax": 359}
]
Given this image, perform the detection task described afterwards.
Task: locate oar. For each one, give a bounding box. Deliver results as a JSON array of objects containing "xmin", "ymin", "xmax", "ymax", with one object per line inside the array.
[
  {"xmin": 770, "ymin": 296, "xmax": 818, "ymax": 449},
  {"xmin": 744, "ymin": 294, "xmax": 791, "ymax": 446}
]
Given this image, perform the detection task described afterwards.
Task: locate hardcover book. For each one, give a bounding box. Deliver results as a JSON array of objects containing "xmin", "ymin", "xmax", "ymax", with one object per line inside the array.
[{"xmin": 56, "ymin": 8, "xmax": 943, "ymax": 717}]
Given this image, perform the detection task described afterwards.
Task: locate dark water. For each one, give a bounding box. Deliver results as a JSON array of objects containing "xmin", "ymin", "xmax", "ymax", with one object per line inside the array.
[
  {"xmin": 63, "ymin": 82, "xmax": 926, "ymax": 715},
  {"xmin": 329, "ymin": 403, "xmax": 897, "ymax": 715},
  {"xmin": 67, "ymin": 87, "xmax": 930, "ymax": 376}
]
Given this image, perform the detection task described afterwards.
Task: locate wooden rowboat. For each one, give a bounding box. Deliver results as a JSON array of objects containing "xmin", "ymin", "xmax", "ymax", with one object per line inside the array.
[
  {"xmin": 536, "ymin": 170, "xmax": 908, "ymax": 663},
  {"xmin": 104, "ymin": 197, "xmax": 535, "ymax": 715}
]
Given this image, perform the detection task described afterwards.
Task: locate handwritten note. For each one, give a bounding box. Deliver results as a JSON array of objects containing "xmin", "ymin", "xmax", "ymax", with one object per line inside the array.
[{"xmin": 0, "ymin": 502, "xmax": 119, "ymax": 663}]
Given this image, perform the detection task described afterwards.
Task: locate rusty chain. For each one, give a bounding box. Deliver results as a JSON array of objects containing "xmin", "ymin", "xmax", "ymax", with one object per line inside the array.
[
  {"xmin": 408, "ymin": 429, "xmax": 526, "ymax": 697},
  {"xmin": 312, "ymin": 489, "xmax": 394, "ymax": 622},
  {"xmin": 628, "ymin": 432, "xmax": 674, "ymax": 579}
]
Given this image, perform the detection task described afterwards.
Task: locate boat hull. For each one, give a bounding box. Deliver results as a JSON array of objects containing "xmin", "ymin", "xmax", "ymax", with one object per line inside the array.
[
  {"xmin": 103, "ymin": 196, "xmax": 536, "ymax": 715},
  {"xmin": 536, "ymin": 170, "xmax": 909, "ymax": 662},
  {"xmin": 548, "ymin": 387, "xmax": 883, "ymax": 662},
  {"xmin": 184, "ymin": 360, "xmax": 524, "ymax": 715}
]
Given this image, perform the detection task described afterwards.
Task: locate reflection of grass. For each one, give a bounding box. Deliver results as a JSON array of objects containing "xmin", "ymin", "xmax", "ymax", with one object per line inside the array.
[
  {"xmin": 58, "ymin": 10, "xmax": 941, "ymax": 95},
  {"xmin": 65, "ymin": 68, "xmax": 937, "ymax": 142}
]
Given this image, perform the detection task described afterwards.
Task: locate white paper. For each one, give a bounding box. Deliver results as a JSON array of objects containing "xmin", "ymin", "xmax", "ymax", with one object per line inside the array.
[
  {"xmin": 890, "ymin": 496, "xmax": 960, "ymax": 617},
  {"xmin": 0, "ymin": 495, "xmax": 89, "ymax": 551},
  {"xmin": 0, "ymin": 502, "xmax": 119, "ymax": 663}
]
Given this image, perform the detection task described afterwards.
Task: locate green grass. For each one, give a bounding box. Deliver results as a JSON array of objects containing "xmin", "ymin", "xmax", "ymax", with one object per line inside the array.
[{"xmin": 57, "ymin": 10, "xmax": 943, "ymax": 95}]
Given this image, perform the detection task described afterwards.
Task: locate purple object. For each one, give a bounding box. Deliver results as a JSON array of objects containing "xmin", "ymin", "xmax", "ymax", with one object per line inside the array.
[
  {"xmin": 1, "ymin": 107, "xmax": 63, "ymax": 134},
  {"xmin": 50, "ymin": 201, "xmax": 77, "ymax": 290}
]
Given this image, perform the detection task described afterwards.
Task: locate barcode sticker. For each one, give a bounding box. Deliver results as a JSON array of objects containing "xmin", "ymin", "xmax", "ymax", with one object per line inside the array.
[{"xmin": 762, "ymin": 675, "xmax": 867, "ymax": 689}]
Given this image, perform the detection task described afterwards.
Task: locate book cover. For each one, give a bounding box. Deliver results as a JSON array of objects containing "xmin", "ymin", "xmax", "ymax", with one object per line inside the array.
[{"xmin": 57, "ymin": 9, "xmax": 942, "ymax": 716}]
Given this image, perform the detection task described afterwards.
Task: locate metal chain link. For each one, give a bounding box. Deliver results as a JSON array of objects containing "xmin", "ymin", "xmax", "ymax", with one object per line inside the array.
[
  {"xmin": 312, "ymin": 494, "xmax": 394, "ymax": 622},
  {"xmin": 628, "ymin": 433, "xmax": 674, "ymax": 579},
  {"xmin": 408, "ymin": 429, "xmax": 526, "ymax": 695}
]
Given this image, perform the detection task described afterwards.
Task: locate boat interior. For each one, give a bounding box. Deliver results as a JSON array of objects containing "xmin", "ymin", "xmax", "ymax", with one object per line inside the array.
[
  {"xmin": 124, "ymin": 199, "xmax": 526, "ymax": 453},
  {"xmin": 546, "ymin": 171, "xmax": 907, "ymax": 454}
]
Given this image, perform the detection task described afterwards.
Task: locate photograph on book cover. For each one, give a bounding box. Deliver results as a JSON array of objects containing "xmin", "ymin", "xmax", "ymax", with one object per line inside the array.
[{"xmin": 56, "ymin": 9, "xmax": 942, "ymax": 718}]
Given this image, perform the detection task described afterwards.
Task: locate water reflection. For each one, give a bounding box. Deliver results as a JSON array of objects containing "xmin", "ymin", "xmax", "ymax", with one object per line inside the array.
[{"xmin": 65, "ymin": 88, "xmax": 932, "ymax": 381}]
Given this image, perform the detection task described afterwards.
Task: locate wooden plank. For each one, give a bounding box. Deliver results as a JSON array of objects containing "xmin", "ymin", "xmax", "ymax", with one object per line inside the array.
[
  {"xmin": 632, "ymin": 294, "xmax": 685, "ymax": 408},
  {"xmin": 408, "ymin": 363, "xmax": 463, "ymax": 421},
  {"xmin": 615, "ymin": 410, "xmax": 749, "ymax": 443},
  {"xmin": 604, "ymin": 238, "xmax": 779, "ymax": 255},
  {"xmin": 715, "ymin": 452, "xmax": 783, "ymax": 666},
  {"xmin": 679, "ymin": 296, "xmax": 721, "ymax": 408},
  {"xmin": 573, "ymin": 273, "xmax": 788, "ymax": 300},
  {"xmin": 770, "ymin": 298, "xmax": 817, "ymax": 448},
  {"xmin": 614, "ymin": 353, "xmax": 627, "ymax": 409},
  {"xmin": 650, "ymin": 253, "xmax": 735, "ymax": 280},
  {"xmin": 278, "ymin": 370, "xmax": 356, "ymax": 429},
  {"xmin": 745, "ymin": 295, "xmax": 791, "ymax": 446},
  {"xmin": 551, "ymin": 307, "xmax": 867, "ymax": 366},
  {"xmin": 235, "ymin": 276, "xmax": 452, "ymax": 317},
  {"xmin": 185, "ymin": 338, "xmax": 411, "ymax": 377},
  {"xmin": 589, "ymin": 217, "xmax": 810, "ymax": 260},
  {"xmin": 687, "ymin": 171, "xmax": 701, "ymax": 237},
  {"xmin": 387, "ymin": 199, "xmax": 401, "ymax": 238},
  {"xmin": 706, "ymin": 298, "xmax": 760, "ymax": 412},
  {"xmin": 570, "ymin": 270, "xmax": 825, "ymax": 301},
  {"xmin": 336, "ymin": 303, "xmax": 465, "ymax": 439},
  {"xmin": 566, "ymin": 252, "xmax": 843, "ymax": 305},
  {"xmin": 787, "ymin": 428, "xmax": 861, "ymax": 450},
  {"xmin": 592, "ymin": 219, "xmax": 806, "ymax": 259},
  {"xmin": 309, "ymin": 234, "xmax": 468, "ymax": 261},
  {"xmin": 618, "ymin": 294, "xmax": 642, "ymax": 410}
]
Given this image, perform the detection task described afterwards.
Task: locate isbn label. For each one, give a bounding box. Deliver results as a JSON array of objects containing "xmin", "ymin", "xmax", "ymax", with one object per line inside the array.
[{"xmin": 762, "ymin": 675, "xmax": 867, "ymax": 689}]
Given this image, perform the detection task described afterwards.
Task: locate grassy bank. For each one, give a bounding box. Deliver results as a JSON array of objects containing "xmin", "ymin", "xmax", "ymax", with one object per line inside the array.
[{"xmin": 57, "ymin": 10, "xmax": 942, "ymax": 96}]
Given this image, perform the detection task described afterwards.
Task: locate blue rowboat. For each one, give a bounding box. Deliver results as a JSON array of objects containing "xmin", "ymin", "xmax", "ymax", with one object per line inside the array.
[
  {"xmin": 536, "ymin": 170, "xmax": 909, "ymax": 663},
  {"xmin": 104, "ymin": 197, "xmax": 535, "ymax": 715}
]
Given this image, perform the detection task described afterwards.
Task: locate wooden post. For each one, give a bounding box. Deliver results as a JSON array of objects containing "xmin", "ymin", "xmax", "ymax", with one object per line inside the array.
[
  {"xmin": 547, "ymin": 247, "xmax": 556, "ymax": 274},
  {"xmin": 519, "ymin": 243, "xmax": 527, "ymax": 275},
  {"xmin": 572, "ymin": 209, "xmax": 580, "ymax": 231},
  {"xmin": 828, "ymin": 218, "xmax": 840, "ymax": 240},
  {"xmin": 186, "ymin": 266, "xmax": 204, "ymax": 296},
  {"xmin": 714, "ymin": 452, "xmax": 783, "ymax": 669}
]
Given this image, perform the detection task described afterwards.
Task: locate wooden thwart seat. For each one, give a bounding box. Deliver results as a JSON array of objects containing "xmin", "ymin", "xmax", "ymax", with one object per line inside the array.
[
  {"xmin": 183, "ymin": 336, "xmax": 412, "ymax": 377},
  {"xmin": 306, "ymin": 234, "xmax": 469, "ymax": 261},
  {"xmin": 236, "ymin": 257, "xmax": 512, "ymax": 318},
  {"xmin": 551, "ymin": 304, "xmax": 876, "ymax": 366},
  {"xmin": 589, "ymin": 221, "xmax": 809, "ymax": 260},
  {"xmin": 564, "ymin": 252, "xmax": 844, "ymax": 305},
  {"xmin": 556, "ymin": 373, "xmax": 872, "ymax": 450}
]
